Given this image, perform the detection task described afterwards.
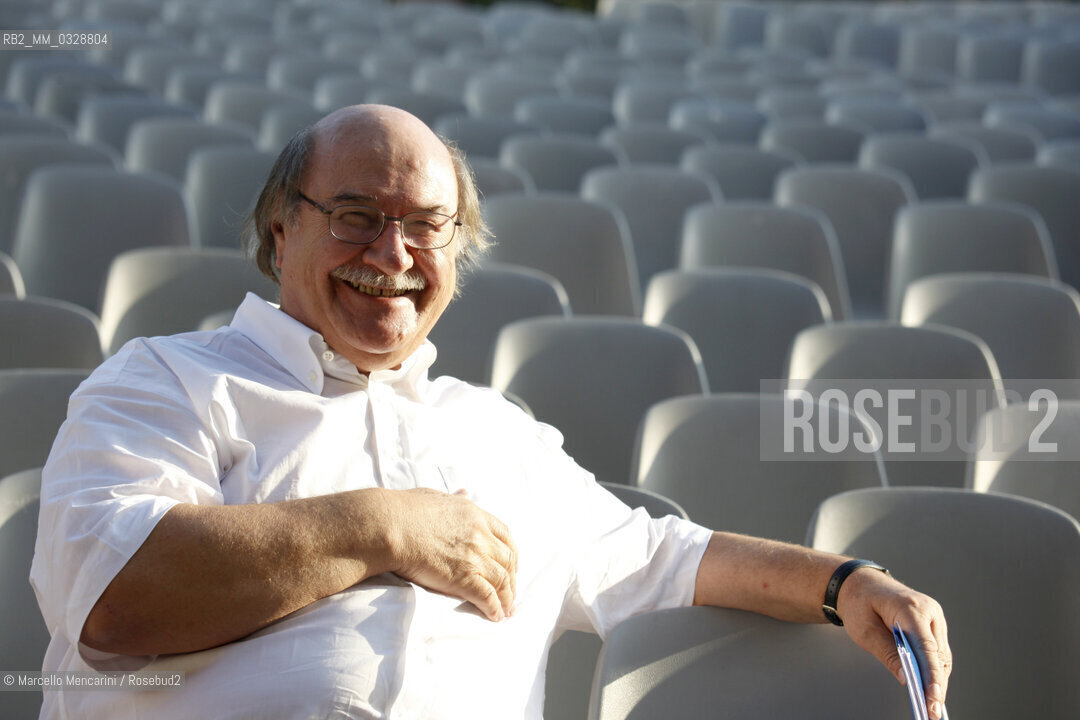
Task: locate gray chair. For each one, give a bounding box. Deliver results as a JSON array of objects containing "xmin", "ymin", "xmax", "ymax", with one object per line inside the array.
[
  {"xmin": 203, "ymin": 82, "xmax": 310, "ymax": 131},
  {"xmin": 75, "ymin": 95, "xmax": 197, "ymax": 154},
  {"xmin": 912, "ymin": 94, "xmax": 987, "ymax": 125},
  {"xmin": 887, "ymin": 202, "xmax": 1058, "ymax": 320},
  {"xmin": 590, "ymin": 605, "xmax": 910, "ymax": 720},
  {"xmin": 0, "ymin": 467, "xmax": 49, "ymax": 720},
  {"xmin": 611, "ymin": 82, "xmax": 699, "ymax": 127},
  {"xmin": 1022, "ymin": 38, "xmax": 1080, "ymax": 97},
  {"xmin": 1038, "ymin": 139, "xmax": 1080, "ymax": 171},
  {"xmin": 580, "ymin": 165, "xmax": 721, "ymax": 292},
  {"xmin": 514, "ymin": 96, "xmax": 615, "ymax": 137},
  {"xmin": 858, "ymin": 135, "xmax": 987, "ymax": 200},
  {"xmin": 643, "ymin": 268, "xmax": 831, "ymax": 393},
  {"xmin": 463, "ymin": 72, "xmax": 559, "ymax": 119},
  {"xmin": 98, "ymin": 247, "xmax": 280, "ymax": 356},
  {"xmin": 764, "ymin": 15, "xmax": 830, "ymax": 59},
  {"xmin": 185, "ymin": 146, "xmax": 276, "ymax": 249},
  {"xmin": 165, "ymin": 67, "xmax": 257, "ymax": 111},
  {"xmin": 490, "ymin": 317, "xmax": 707, "ymax": 486},
  {"xmin": 257, "ymin": 103, "xmax": 324, "ymax": 153},
  {"xmin": 469, "ymin": 158, "xmax": 534, "ymax": 197},
  {"xmin": 680, "ymin": 202, "xmax": 852, "ymax": 321},
  {"xmin": 433, "ymin": 114, "xmax": 538, "ymax": 160},
  {"xmin": 123, "ymin": 46, "xmax": 217, "ymax": 96},
  {"xmin": 365, "ymin": 88, "xmax": 468, "ymax": 129},
  {"xmin": 968, "ymin": 163, "xmax": 1080, "ymax": 293},
  {"xmin": 0, "ymin": 296, "xmax": 103, "ymax": 370},
  {"xmin": 0, "ymin": 251, "xmax": 24, "ymax": 297},
  {"xmin": 12, "ymin": 166, "xmax": 189, "ymax": 311},
  {"xmin": 809, "ymin": 487, "xmax": 1080, "ymax": 719},
  {"xmin": 759, "ymin": 119, "xmax": 867, "ymax": 164},
  {"xmin": 265, "ymin": 55, "xmax": 358, "ymax": 95},
  {"xmin": 984, "ymin": 105, "xmax": 1080, "ymax": 143},
  {"xmin": 0, "ymin": 136, "xmax": 119, "ymax": 254},
  {"xmin": 596, "ymin": 125, "xmax": 707, "ymax": 166},
  {"xmin": 931, "ymin": 122, "xmax": 1039, "ymax": 164},
  {"xmin": 34, "ymin": 71, "xmax": 142, "ymax": 125},
  {"xmin": 775, "ymin": 165, "xmax": 915, "ymax": 318},
  {"xmin": 427, "ymin": 263, "xmax": 570, "ymax": 385},
  {"xmin": 834, "ymin": 20, "xmax": 901, "ymax": 69},
  {"xmin": 680, "ymin": 144, "xmax": 800, "ymax": 200},
  {"xmin": 969, "ymin": 401, "xmax": 1080, "ymax": 520},
  {"xmin": 634, "ymin": 393, "xmax": 885, "ymax": 542},
  {"xmin": 500, "ymin": 135, "xmax": 622, "ymax": 193},
  {"xmin": 956, "ymin": 33, "xmax": 1024, "ymax": 84},
  {"xmin": 756, "ymin": 88, "xmax": 828, "ymax": 121},
  {"xmin": 483, "ymin": 194, "xmax": 640, "ymax": 316},
  {"xmin": 826, "ymin": 100, "xmax": 928, "ymax": 134},
  {"xmin": 901, "ymin": 274, "xmax": 1080, "ymax": 399},
  {"xmin": 0, "ymin": 368, "xmax": 88, "ymax": 478},
  {"xmin": 125, "ymin": 117, "xmax": 255, "ymax": 182},
  {"xmin": 544, "ymin": 480, "xmax": 687, "ymax": 720},
  {"xmin": 786, "ymin": 322, "xmax": 1006, "ymax": 488},
  {"xmin": 669, "ymin": 99, "xmax": 768, "ymax": 144}
]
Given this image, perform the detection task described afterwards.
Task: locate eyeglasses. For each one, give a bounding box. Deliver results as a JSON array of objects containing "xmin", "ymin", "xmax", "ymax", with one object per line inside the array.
[{"xmin": 298, "ymin": 191, "xmax": 461, "ymax": 250}]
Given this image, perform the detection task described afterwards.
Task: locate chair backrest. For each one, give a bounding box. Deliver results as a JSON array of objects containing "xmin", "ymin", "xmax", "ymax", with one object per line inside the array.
[
  {"xmin": 634, "ymin": 393, "xmax": 885, "ymax": 542},
  {"xmin": 930, "ymin": 121, "xmax": 1038, "ymax": 164},
  {"xmin": 257, "ymin": 103, "xmax": 324, "ymax": 153},
  {"xmin": 611, "ymin": 81, "xmax": 698, "ymax": 127},
  {"xmin": 0, "ymin": 251, "xmax": 24, "ymax": 298},
  {"xmin": 0, "ymin": 111, "xmax": 70, "ymax": 139},
  {"xmin": 968, "ymin": 163, "xmax": 1080, "ymax": 293},
  {"xmin": 432, "ymin": 113, "xmax": 538, "ymax": 160},
  {"xmin": 0, "ymin": 467, "xmax": 48, "ymax": 719},
  {"xmin": 887, "ymin": 201, "xmax": 1057, "ymax": 319},
  {"xmin": 463, "ymin": 72, "xmax": 559, "ymax": 118},
  {"xmin": 759, "ymin": 119, "xmax": 867, "ymax": 164},
  {"xmin": 514, "ymin": 96, "xmax": 615, "ymax": 137},
  {"xmin": 469, "ymin": 157, "xmax": 534, "ymax": 197},
  {"xmin": 858, "ymin": 135, "xmax": 986, "ymax": 201},
  {"xmin": 265, "ymin": 55, "xmax": 357, "ymax": 95},
  {"xmin": 123, "ymin": 46, "xmax": 217, "ymax": 96},
  {"xmin": 984, "ymin": 105, "xmax": 1080, "ymax": 143},
  {"xmin": 1038, "ymin": 139, "xmax": 1080, "ymax": 171},
  {"xmin": 669, "ymin": 99, "xmax": 768, "ymax": 144},
  {"xmin": 808, "ymin": 487, "xmax": 1080, "ymax": 719},
  {"xmin": 956, "ymin": 32, "xmax": 1024, "ymax": 84},
  {"xmin": 490, "ymin": 317, "xmax": 706, "ymax": 485},
  {"xmin": 786, "ymin": 322, "xmax": 1006, "ymax": 488},
  {"xmin": 826, "ymin": 100, "xmax": 928, "ymax": 134},
  {"xmin": 1022, "ymin": 38, "xmax": 1080, "ymax": 97},
  {"xmin": 366, "ymin": 88, "xmax": 468, "ymax": 129},
  {"xmin": 680, "ymin": 201, "xmax": 852, "ymax": 320},
  {"xmin": 581, "ymin": 165, "xmax": 721, "ymax": 292},
  {"xmin": 125, "ymin": 116, "xmax": 255, "ymax": 182},
  {"xmin": 598, "ymin": 126, "xmax": 709, "ymax": 165},
  {"xmin": 969, "ymin": 401, "xmax": 1080, "ymax": 520},
  {"xmin": 500, "ymin": 135, "xmax": 622, "ymax": 193},
  {"xmin": 590, "ymin": 605, "xmax": 910, "ymax": 720},
  {"xmin": 427, "ymin": 263, "xmax": 569, "ymax": 385},
  {"xmin": 203, "ymin": 82, "xmax": 309, "ymax": 131},
  {"xmin": 901, "ymin": 273, "xmax": 1080, "ymax": 394},
  {"xmin": 756, "ymin": 88, "xmax": 828, "ymax": 121},
  {"xmin": 185, "ymin": 146, "xmax": 276, "ymax": 249},
  {"xmin": 99, "ymin": 247, "xmax": 280, "ymax": 355},
  {"xmin": 644, "ymin": 268, "xmax": 831, "ymax": 393},
  {"xmin": 0, "ymin": 371, "xmax": 88, "ymax": 479},
  {"xmin": 834, "ymin": 20, "xmax": 901, "ymax": 68},
  {"xmin": 775, "ymin": 165, "xmax": 914, "ymax": 318},
  {"xmin": 0, "ymin": 136, "xmax": 118, "ymax": 255},
  {"xmin": 13, "ymin": 166, "xmax": 189, "ymax": 311},
  {"xmin": 75, "ymin": 95, "xmax": 196, "ymax": 153},
  {"xmin": 0, "ymin": 296, "xmax": 103, "ymax": 370},
  {"xmin": 680, "ymin": 144, "xmax": 800, "ymax": 200},
  {"xmin": 483, "ymin": 194, "xmax": 640, "ymax": 316}
]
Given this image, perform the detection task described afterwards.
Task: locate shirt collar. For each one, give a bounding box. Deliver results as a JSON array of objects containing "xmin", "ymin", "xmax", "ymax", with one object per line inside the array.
[{"xmin": 229, "ymin": 293, "xmax": 437, "ymax": 397}]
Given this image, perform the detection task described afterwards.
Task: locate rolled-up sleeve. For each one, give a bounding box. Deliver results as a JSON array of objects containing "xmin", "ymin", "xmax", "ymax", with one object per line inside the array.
[{"xmin": 31, "ymin": 345, "xmax": 223, "ymax": 669}]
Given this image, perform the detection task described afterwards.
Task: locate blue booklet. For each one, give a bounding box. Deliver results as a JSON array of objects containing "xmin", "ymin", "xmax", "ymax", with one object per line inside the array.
[{"xmin": 893, "ymin": 624, "xmax": 949, "ymax": 720}]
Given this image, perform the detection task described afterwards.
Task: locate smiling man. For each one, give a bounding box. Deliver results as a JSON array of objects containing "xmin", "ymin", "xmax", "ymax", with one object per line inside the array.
[{"xmin": 32, "ymin": 106, "xmax": 950, "ymax": 720}]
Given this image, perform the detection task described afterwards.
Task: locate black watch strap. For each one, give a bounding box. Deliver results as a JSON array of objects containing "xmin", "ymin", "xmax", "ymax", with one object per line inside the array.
[{"xmin": 822, "ymin": 559, "xmax": 890, "ymax": 626}]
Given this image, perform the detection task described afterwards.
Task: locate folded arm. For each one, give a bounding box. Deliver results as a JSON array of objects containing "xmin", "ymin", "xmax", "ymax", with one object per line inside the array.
[
  {"xmin": 81, "ymin": 487, "xmax": 517, "ymax": 656},
  {"xmin": 694, "ymin": 532, "xmax": 951, "ymax": 720}
]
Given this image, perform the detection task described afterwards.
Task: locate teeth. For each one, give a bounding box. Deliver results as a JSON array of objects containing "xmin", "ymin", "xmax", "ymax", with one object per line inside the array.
[{"xmin": 348, "ymin": 280, "xmax": 408, "ymax": 297}]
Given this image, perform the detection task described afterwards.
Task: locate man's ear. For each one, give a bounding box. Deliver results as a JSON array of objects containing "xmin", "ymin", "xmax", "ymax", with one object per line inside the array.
[{"xmin": 271, "ymin": 220, "xmax": 287, "ymax": 270}]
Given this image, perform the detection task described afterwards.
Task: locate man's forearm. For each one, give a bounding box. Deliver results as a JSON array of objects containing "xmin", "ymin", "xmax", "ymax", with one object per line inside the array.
[
  {"xmin": 693, "ymin": 531, "xmax": 847, "ymax": 622},
  {"xmin": 81, "ymin": 488, "xmax": 395, "ymax": 656}
]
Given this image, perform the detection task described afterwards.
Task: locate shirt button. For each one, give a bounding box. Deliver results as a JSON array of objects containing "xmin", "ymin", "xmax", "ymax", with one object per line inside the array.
[{"xmin": 322, "ymin": 351, "xmax": 335, "ymax": 362}]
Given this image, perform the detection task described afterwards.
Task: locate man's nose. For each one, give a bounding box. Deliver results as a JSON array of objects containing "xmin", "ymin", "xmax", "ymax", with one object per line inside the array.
[{"xmin": 362, "ymin": 220, "xmax": 414, "ymax": 274}]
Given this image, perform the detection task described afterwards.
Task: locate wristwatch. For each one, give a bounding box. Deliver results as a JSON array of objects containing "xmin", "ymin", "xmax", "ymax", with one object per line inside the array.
[{"xmin": 822, "ymin": 558, "xmax": 890, "ymax": 626}]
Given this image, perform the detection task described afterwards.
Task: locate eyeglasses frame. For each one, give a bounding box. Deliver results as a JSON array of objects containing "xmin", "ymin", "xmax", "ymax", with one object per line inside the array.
[{"xmin": 297, "ymin": 191, "xmax": 462, "ymax": 250}]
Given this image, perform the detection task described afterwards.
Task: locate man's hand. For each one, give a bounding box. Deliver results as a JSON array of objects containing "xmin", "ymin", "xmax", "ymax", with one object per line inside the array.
[
  {"xmin": 837, "ymin": 568, "xmax": 952, "ymax": 720},
  {"xmin": 379, "ymin": 488, "xmax": 518, "ymax": 621}
]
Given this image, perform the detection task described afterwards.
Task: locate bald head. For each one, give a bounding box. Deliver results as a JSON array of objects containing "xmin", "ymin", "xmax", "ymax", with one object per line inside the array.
[{"xmin": 244, "ymin": 104, "xmax": 490, "ymax": 288}]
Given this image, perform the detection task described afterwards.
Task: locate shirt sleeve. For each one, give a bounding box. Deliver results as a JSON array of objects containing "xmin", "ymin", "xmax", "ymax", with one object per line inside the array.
[
  {"xmin": 30, "ymin": 343, "xmax": 224, "ymax": 670},
  {"xmin": 528, "ymin": 423, "xmax": 714, "ymax": 639}
]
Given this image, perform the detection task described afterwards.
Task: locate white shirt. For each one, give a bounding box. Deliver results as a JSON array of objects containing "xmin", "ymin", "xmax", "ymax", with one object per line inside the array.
[{"xmin": 31, "ymin": 294, "xmax": 712, "ymax": 720}]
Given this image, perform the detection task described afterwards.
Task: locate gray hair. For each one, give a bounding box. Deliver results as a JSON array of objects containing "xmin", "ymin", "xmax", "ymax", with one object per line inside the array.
[{"xmin": 242, "ymin": 126, "xmax": 491, "ymax": 289}]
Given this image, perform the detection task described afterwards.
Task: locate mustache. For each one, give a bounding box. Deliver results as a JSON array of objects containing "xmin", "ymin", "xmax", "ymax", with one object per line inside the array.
[{"xmin": 331, "ymin": 265, "xmax": 427, "ymax": 292}]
